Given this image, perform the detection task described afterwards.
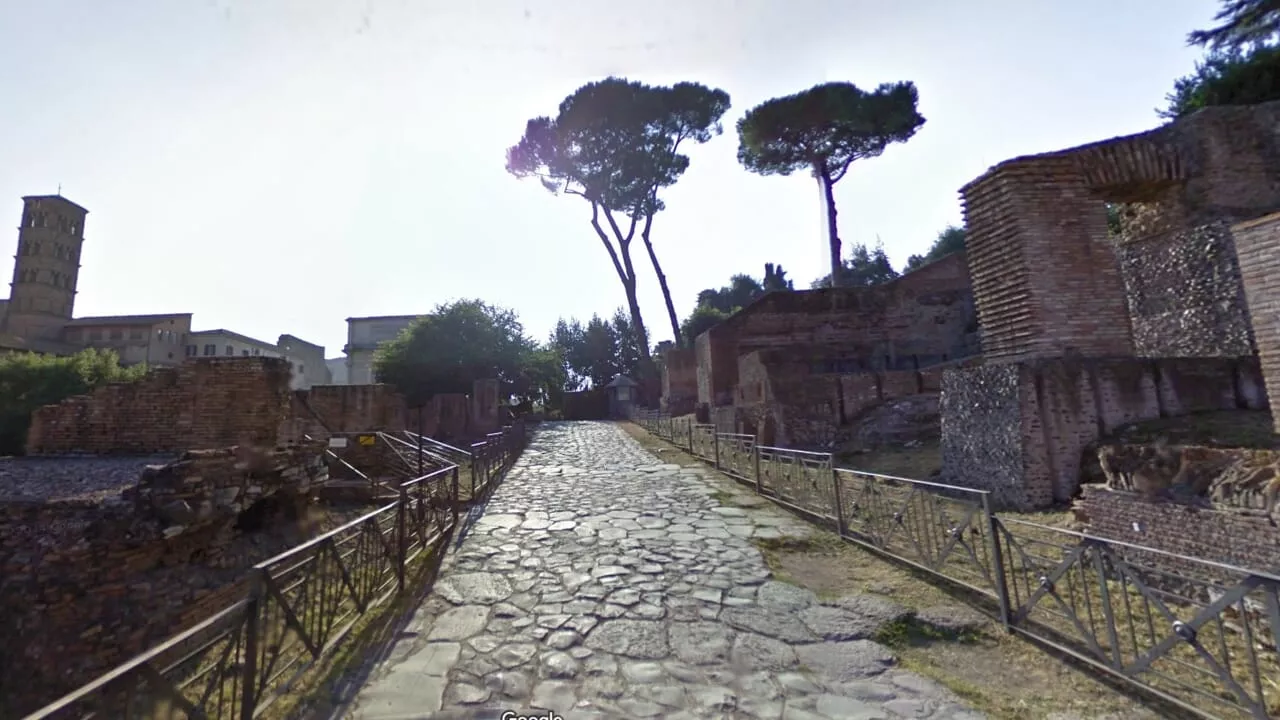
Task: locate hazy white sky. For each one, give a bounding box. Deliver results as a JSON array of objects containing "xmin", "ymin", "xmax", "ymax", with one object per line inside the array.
[{"xmin": 0, "ymin": 0, "xmax": 1219, "ymax": 358}]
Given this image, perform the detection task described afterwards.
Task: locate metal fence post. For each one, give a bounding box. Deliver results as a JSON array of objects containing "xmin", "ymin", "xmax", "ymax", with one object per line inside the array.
[
  {"xmin": 688, "ymin": 421, "xmax": 694, "ymax": 452},
  {"xmin": 753, "ymin": 443, "xmax": 763, "ymax": 494},
  {"xmin": 830, "ymin": 467, "xmax": 846, "ymax": 537},
  {"xmin": 713, "ymin": 431, "xmax": 720, "ymax": 469},
  {"xmin": 982, "ymin": 494, "xmax": 1013, "ymax": 630},
  {"xmin": 451, "ymin": 466, "xmax": 460, "ymax": 526},
  {"xmin": 470, "ymin": 454, "xmax": 478, "ymax": 498},
  {"xmin": 239, "ymin": 572, "xmax": 262, "ymax": 720},
  {"xmin": 396, "ymin": 485, "xmax": 408, "ymax": 592}
]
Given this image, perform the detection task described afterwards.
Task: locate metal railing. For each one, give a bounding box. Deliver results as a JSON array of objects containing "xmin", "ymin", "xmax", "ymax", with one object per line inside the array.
[
  {"xmin": 24, "ymin": 421, "xmax": 531, "ymax": 720},
  {"xmin": 630, "ymin": 410, "xmax": 1280, "ymax": 720}
]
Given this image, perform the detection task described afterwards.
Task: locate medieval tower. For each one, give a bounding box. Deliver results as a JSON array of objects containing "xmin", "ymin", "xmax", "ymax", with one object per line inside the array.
[{"xmin": 4, "ymin": 195, "xmax": 87, "ymax": 340}]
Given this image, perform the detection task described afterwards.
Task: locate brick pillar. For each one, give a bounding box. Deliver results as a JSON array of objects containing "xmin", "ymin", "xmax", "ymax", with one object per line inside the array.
[
  {"xmin": 961, "ymin": 157, "xmax": 1134, "ymax": 361},
  {"xmin": 1230, "ymin": 212, "xmax": 1280, "ymax": 433}
]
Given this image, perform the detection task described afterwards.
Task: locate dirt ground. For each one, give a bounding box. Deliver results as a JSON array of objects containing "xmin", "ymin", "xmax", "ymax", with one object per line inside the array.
[{"xmin": 621, "ymin": 422, "xmax": 1171, "ymax": 720}]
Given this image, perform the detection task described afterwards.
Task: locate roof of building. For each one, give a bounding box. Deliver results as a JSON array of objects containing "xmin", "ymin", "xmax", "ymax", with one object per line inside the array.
[
  {"xmin": 345, "ymin": 314, "xmax": 422, "ymax": 323},
  {"xmin": 188, "ymin": 328, "xmax": 277, "ymax": 348},
  {"xmin": 23, "ymin": 194, "xmax": 90, "ymax": 215},
  {"xmin": 277, "ymin": 333, "xmax": 324, "ymax": 352},
  {"xmin": 606, "ymin": 375, "xmax": 638, "ymax": 388},
  {"xmin": 65, "ymin": 313, "xmax": 192, "ymax": 327}
]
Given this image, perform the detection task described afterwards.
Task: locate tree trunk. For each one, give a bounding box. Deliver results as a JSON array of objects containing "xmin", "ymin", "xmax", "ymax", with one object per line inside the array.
[
  {"xmin": 819, "ymin": 167, "xmax": 843, "ymax": 288},
  {"xmin": 639, "ymin": 213, "xmax": 684, "ymax": 349},
  {"xmin": 589, "ymin": 201, "xmax": 659, "ymax": 406},
  {"xmin": 618, "ymin": 252, "xmax": 661, "ymax": 406}
]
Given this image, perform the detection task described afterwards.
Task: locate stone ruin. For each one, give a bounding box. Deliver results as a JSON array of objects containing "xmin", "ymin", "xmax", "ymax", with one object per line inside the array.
[
  {"xmin": 663, "ymin": 249, "xmax": 979, "ymax": 450},
  {"xmin": 942, "ymin": 100, "xmax": 1280, "ymax": 510},
  {"xmin": 2, "ymin": 356, "xmax": 501, "ymax": 715},
  {"xmin": 656, "ymin": 100, "xmax": 1280, "ymax": 575},
  {"xmin": 934, "ymin": 100, "xmax": 1280, "ymax": 573}
]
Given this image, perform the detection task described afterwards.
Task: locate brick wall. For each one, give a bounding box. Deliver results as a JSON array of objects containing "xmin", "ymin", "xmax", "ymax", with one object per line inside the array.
[
  {"xmin": 1077, "ymin": 487, "xmax": 1280, "ymax": 575},
  {"xmin": 291, "ymin": 384, "xmax": 408, "ymax": 441},
  {"xmin": 287, "ymin": 380, "xmax": 496, "ymax": 444},
  {"xmin": 1233, "ymin": 212, "xmax": 1280, "ymax": 433},
  {"xmin": 0, "ymin": 445, "xmax": 327, "ymax": 716},
  {"xmin": 697, "ymin": 251, "xmax": 976, "ymax": 408},
  {"xmin": 960, "ymin": 101, "xmax": 1280, "ymax": 364},
  {"xmin": 941, "ymin": 356, "xmax": 1266, "ymax": 510},
  {"xmin": 661, "ymin": 346, "xmax": 698, "ymax": 415},
  {"xmin": 961, "ymin": 157, "xmax": 1135, "ymax": 361},
  {"xmin": 1116, "ymin": 221, "xmax": 1254, "ymax": 357},
  {"xmin": 735, "ymin": 348, "xmax": 941, "ymax": 450},
  {"xmin": 471, "ymin": 378, "xmax": 500, "ymax": 436},
  {"xmin": 27, "ymin": 357, "xmax": 293, "ymax": 455}
]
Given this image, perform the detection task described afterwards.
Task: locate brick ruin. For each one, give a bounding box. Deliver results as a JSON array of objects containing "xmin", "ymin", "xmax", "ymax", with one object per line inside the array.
[
  {"xmin": 0, "ymin": 443, "xmax": 330, "ymax": 716},
  {"xmin": 942, "ymin": 101, "xmax": 1280, "ymax": 514},
  {"xmin": 26, "ymin": 358, "xmax": 502, "ymax": 455},
  {"xmin": 5, "ymin": 358, "xmax": 502, "ymax": 715},
  {"xmin": 655, "ymin": 100, "xmax": 1280, "ymax": 577},
  {"xmin": 1075, "ymin": 442, "xmax": 1280, "ymax": 573},
  {"xmin": 665, "ymin": 250, "xmax": 979, "ymax": 449}
]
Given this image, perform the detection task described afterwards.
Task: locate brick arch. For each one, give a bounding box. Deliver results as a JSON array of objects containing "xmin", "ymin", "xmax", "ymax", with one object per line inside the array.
[{"xmin": 1068, "ymin": 130, "xmax": 1189, "ymax": 202}]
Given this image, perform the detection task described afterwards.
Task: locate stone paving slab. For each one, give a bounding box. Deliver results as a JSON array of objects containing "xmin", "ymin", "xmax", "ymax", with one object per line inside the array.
[{"xmin": 343, "ymin": 421, "xmax": 985, "ymax": 720}]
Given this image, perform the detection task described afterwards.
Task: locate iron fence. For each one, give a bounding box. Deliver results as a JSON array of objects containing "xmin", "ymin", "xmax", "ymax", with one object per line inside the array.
[
  {"xmin": 691, "ymin": 424, "xmax": 716, "ymax": 463},
  {"xmin": 632, "ymin": 414, "xmax": 1280, "ymax": 719},
  {"xmin": 758, "ymin": 446, "xmax": 836, "ymax": 522},
  {"xmin": 715, "ymin": 433, "xmax": 756, "ymax": 481},
  {"xmin": 24, "ymin": 422, "xmax": 530, "ymax": 720}
]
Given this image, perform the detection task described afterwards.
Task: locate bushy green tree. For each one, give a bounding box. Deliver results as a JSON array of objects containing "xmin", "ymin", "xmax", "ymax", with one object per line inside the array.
[
  {"xmin": 680, "ymin": 304, "xmax": 731, "ymax": 344},
  {"xmin": 550, "ymin": 309, "xmax": 645, "ymax": 389},
  {"xmin": 905, "ymin": 225, "xmax": 967, "ymax": 271},
  {"xmin": 1159, "ymin": 44, "xmax": 1280, "ymax": 118},
  {"xmin": 811, "ymin": 242, "xmax": 900, "ymax": 289},
  {"xmin": 0, "ymin": 348, "xmax": 146, "ymax": 455},
  {"xmin": 373, "ymin": 299, "xmax": 536, "ymax": 406},
  {"xmin": 737, "ymin": 81, "xmax": 925, "ymax": 288}
]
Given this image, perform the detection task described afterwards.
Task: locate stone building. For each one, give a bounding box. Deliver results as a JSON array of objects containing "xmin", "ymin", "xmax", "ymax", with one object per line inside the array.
[
  {"xmin": 276, "ymin": 334, "xmax": 331, "ymax": 389},
  {"xmin": 0, "ymin": 194, "xmax": 328, "ymax": 387},
  {"xmin": 0, "ymin": 195, "xmax": 89, "ymax": 353},
  {"xmin": 186, "ymin": 329, "xmax": 332, "ymax": 390},
  {"xmin": 343, "ymin": 314, "xmax": 420, "ymax": 384},
  {"xmin": 65, "ymin": 313, "xmax": 192, "ymax": 366},
  {"xmin": 667, "ymin": 250, "xmax": 979, "ymax": 448}
]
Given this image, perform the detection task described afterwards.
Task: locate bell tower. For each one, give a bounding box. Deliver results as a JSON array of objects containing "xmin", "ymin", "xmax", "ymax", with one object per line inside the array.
[{"xmin": 5, "ymin": 195, "xmax": 87, "ymax": 340}]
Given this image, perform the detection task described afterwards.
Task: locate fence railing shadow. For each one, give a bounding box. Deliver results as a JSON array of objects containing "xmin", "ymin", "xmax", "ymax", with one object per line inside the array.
[{"xmin": 632, "ymin": 409, "xmax": 1280, "ymax": 720}]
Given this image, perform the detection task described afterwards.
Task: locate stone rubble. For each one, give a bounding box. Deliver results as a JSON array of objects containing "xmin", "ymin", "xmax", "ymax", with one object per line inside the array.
[{"xmin": 344, "ymin": 421, "xmax": 985, "ymax": 720}]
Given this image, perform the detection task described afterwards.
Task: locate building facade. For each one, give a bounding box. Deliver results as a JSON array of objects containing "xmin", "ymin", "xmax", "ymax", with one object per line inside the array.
[
  {"xmin": 185, "ymin": 329, "xmax": 331, "ymax": 390},
  {"xmin": 276, "ymin": 334, "xmax": 331, "ymax": 389},
  {"xmin": 344, "ymin": 314, "xmax": 419, "ymax": 385},
  {"xmin": 0, "ymin": 194, "xmax": 331, "ymax": 389},
  {"xmin": 65, "ymin": 314, "xmax": 192, "ymax": 366},
  {"xmin": 4, "ymin": 195, "xmax": 87, "ymax": 341}
]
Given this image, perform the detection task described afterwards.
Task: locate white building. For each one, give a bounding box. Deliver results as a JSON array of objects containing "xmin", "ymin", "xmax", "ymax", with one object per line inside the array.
[
  {"xmin": 185, "ymin": 329, "xmax": 330, "ymax": 390},
  {"xmin": 326, "ymin": 357, "xmax": 349, "ymax": 384},
  {"xmin": 343, "ymin": 314, "xmax": 419, "ymax": 385}
]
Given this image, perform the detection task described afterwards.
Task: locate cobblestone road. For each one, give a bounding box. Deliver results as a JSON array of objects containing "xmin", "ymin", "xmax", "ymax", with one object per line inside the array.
[{"xmin": 344, "ymin": 422, "xmax": 985, "ymax": 720}]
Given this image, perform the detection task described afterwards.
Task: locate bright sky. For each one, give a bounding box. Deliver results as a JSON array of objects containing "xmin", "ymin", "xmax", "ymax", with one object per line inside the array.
[{"xmin": 0, "ymin": 0, "xmax": 1220, "ymax": 358}]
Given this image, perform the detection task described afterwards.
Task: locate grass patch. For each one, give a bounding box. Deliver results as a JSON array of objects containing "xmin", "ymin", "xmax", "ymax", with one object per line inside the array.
[
  {"xmin": 836, "ymin": 440, "xmax": 943, "ymax": 479},
  {"xmin": 1108, "ymin": 409, "xmax": 1277, "ymax": 449}
]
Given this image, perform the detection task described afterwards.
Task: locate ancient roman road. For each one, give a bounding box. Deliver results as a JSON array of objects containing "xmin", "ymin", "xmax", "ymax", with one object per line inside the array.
[{"xmin": 342, "ymin": 422, "xmax": 985, "ymax": 720}]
